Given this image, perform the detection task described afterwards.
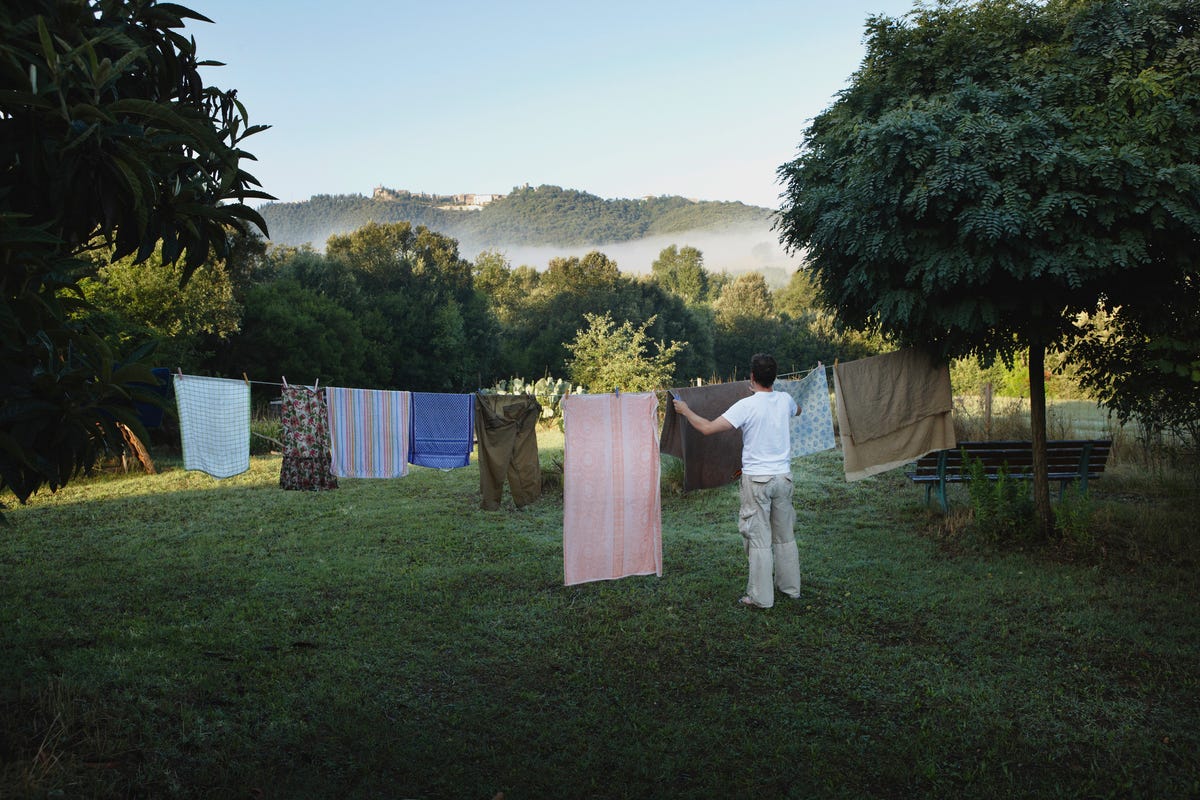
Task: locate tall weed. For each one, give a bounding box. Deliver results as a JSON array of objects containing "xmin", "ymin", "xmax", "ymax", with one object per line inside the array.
[
  {"xmin": 1054, "ymin": 485, "xmax": 1096, "ymax": 552},
  {"xmin": 964, "ymin": 455, "xmax": 1034, "ymax": 545}
]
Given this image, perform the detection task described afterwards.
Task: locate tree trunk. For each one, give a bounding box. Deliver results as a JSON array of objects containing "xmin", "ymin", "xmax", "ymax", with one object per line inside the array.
[
  {"xmin": 1028, "ymin": 342, "xmax": 1053, "ymax": 537},
  {"xmin": 118, "ymin": 423, "xmax": 156, "ymax": 475}
]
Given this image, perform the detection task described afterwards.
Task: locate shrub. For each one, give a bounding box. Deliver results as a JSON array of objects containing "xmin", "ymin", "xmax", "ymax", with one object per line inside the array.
[
  {"xmin": 484, "ymin": 376, "xmax": 584, "ymax": 425},
  {"xmin": 1055, "ymin": 485, "xmax": 1096, "ymax": 552},
  {"xmin": 965, "ymin": 454, "xmax": 1034, "ymax": 545}
]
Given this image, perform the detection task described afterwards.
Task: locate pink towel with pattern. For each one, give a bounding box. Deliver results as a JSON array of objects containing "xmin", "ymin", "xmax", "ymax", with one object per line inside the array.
[
  {"xmin": 562, "ymin": 392, "xmax": 662, "ymax": 586},
  {"xmin": 325, "ymin": 387, "xmax": 411, "ymax": 478}
]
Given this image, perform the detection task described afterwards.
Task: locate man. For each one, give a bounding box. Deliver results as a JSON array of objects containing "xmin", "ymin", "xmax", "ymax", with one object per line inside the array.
[{"xmin": 672, "ymin": 353, "xmax": 802, "ymax": 609}]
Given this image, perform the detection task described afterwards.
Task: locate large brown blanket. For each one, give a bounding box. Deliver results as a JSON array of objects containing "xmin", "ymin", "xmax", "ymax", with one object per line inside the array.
[
  {"xmin": 659, "ymin": 381, "xmax": 750, "ymax": 491},
  {"xmin": 832, "ymin": 350, "xmax": 956, "ymax": 481},
  {"xmin": 834, "ymin": 348, "xmax": 953, "ymax": 444}
]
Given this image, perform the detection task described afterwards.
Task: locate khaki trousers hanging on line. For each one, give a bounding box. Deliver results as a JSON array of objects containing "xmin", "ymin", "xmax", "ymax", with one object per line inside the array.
[{"xmin": 475, "ymin": 393, "xmax": 542, "ymax": 510}]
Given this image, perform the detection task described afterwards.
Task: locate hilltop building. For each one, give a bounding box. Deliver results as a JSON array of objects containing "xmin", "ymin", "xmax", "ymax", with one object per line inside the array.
[{"xmin": 372, "ymin": 185, "xmax": 500, "ymax": 210}]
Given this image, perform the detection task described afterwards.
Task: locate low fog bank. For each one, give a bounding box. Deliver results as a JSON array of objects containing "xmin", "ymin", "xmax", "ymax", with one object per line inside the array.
[
  {"xmin": 460, "ymin": 225, "xmax": 803, "ymax": 277},
  {"xmin": 273, "ymin": 222, "xmax": 803, "ymax": 280}
]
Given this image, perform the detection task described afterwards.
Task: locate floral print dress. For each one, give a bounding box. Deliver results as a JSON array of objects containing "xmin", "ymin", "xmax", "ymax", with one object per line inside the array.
[{"xmin": 279, "ymin": 385, "xmax": 338, "ymax": 491}]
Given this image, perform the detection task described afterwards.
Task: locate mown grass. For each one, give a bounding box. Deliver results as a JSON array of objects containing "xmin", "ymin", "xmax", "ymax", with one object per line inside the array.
[{"xmin": 1, "ymin": 427, "xmax": 1198, "ymax": 799}]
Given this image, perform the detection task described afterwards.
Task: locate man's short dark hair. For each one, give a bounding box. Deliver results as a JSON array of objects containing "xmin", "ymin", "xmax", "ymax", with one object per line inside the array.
[{"xmin": 750, "ymin": 353, "xmax": 777, "ymax": 388}]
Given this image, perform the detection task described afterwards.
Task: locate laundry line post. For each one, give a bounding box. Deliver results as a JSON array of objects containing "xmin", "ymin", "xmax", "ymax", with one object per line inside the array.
[{"xmin": 984, "ymin": 381, "xmax": 993, "ymax": 440}]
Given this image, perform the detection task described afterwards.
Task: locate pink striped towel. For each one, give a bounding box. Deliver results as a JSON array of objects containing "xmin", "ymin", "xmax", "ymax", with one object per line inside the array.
[{"xmin": 562, "ymin": 392, "xmax": 662, "ymax": 586}]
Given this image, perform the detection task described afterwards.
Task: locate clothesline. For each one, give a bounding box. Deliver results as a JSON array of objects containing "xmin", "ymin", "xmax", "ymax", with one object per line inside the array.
[
  {"xmin": 175, "ymin": 365, "xmax": 834, "ymax": 399},
  {"xmin": 179, "ymin": 370, "xmax": 493, "ymax": 394},
  {"xmin": 172, "ymin": 367, "xmax": 318, "ymax": 390},
  {"xmin": 778, "ymin": 362, "xmax": 832, "ymax": 381}
]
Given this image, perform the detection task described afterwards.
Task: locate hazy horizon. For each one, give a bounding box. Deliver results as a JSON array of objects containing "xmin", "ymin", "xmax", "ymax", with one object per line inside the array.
[
  {"xmin": 260, "ymin": 187, "xmax": 800, "ymax": 277},
  {"xmin": 270, "ymin": 219, "xmax": 802, "ymax": 279},
  {"xmin": 459, "ymin": 225, "xmax": 802, "ymax": 278}
]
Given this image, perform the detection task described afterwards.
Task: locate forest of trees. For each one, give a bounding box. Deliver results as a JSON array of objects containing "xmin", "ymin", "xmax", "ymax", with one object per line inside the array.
[
  {"xmin": 77, "ymin": 220, "xmax": 886, "ymax": 399},
  {"xmin": 260, "ymin": 185, "xmax": 773, "ymax": 254}
]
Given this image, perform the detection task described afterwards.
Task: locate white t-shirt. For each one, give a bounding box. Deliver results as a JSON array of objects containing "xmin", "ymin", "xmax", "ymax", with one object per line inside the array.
[{"xmin": 720, "ymin": 389, "xmax": 797, "ymax": 475}]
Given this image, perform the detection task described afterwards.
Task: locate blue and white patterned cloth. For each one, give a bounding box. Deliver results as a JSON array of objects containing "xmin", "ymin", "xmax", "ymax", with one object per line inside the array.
[
  {"xmin": 408, "ymin": 392, "xmax": 475, "ymax": 469},
  {"xmin": 776, "ymin": 366, "xmax": 837, "ymax": 459}
]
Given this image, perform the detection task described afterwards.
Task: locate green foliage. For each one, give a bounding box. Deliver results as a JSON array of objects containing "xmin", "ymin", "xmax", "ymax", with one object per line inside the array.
[
  {"xmin": 965, "ymin": 455, "xmax": 1035, "ymax": 545},
  {"xmin": 487, "ymin": 249, "xmax": 712, "ymax": 382},
  {"xmin": 713, "ymin": 271, "xmax": 774, "ymax": 327},
  {"xmin": 1, "ymin": 0, "xmax": 270, "ymax": 504},
  {"xmin": 221, "ymin": 279, "xmax": 379, "ymax": 388},
  {"xmin": 1071, "ymin": 292, "xmax": 1200, "ymax": 450},
  {"xmin": 650, "ymin": 244, "xmax": 709, "ymax": 303},
  {"xmin": 249, "ymin": 413, "xmax": 282, "ymax": 456},
  {"xmin": 627, "ymin": 278, "xmax": 716, "ymax": 382},
  {"xmin": 710, "ymin": 272, "xmax": 782, "ymax": 378},
  {"xmin": 471, "ymin": 249, "xmax": 524, "ymax": 325},
  {"xmin": 949, "ymin": 348, "xmax": 1090, "ymax": 402},
  {"xmin": 459, "ymin": 186, "xmax": 769, "ymax": 249},
  {"xmin": 777, "ymin": 0, "xmax": 1200, "ymax": 367},
  {"xmin": 950, "ymin": 355, "xmax": 1024, "ymax": 399},
  {"xmin": 769, "ymin": 269, "xmax": 892, "ymax": 374},
  {"xmin": 259, "ymin": 193, "xmax": 452, "ymax": 252},
  {"xmin": 496, "ymin": 251, "xmax": 626, "ymax": 378},
  {"xmin": 325, "ymin": 222, "xmax": 497, "ymax": 390},
  {"xmin": 564, "ymin": 312, "xmax": 685, "ymax": 393},
  {"xmin": 772, "ymin": 268, "xmax": 820, "ymax": 319},
  {"xmin": 269, "ymin": 243, "xmax": 360, "ymax": 306},
  {"xmin": 772, "ymin": 312, "xmax": 882, "ymax": 376},
  {"xmin": 78, "ymin": 246, "xmax": 241, "ymax": 370},
  {"xmin": 213, "ymin": 222, "xmax": 498, "ymax": 391},
  {"xmin": 471, "ymin": 185, "xmax": 651, "ymax": 245},
  {"xmin": 644, "ymin": 198, "xmax": 771, "ymax": 236},
  {"xmin": 1055, "ymin": 485, "xmax": 1096, "ymax": 552}
]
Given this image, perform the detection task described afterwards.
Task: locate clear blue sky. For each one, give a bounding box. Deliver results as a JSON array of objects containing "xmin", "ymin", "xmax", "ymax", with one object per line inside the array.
[{"xmin": 189, "ymin": 0, "xmax": 920, "ymax": 209}]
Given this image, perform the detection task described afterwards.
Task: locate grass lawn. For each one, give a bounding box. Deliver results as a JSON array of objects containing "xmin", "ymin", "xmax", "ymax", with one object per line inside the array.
[{"xmin": 1, "ymin": 428, "xmax": 1197, "ymax": 799}]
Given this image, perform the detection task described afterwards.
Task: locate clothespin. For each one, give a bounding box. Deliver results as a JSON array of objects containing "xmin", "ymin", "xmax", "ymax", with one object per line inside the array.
[
  {"xmin": 242, "ymin": 372, "xmax": 250, "ymax": 386},
  {"xmin": 176, "ymin": 367, "xmax": 183, "ymax": 379},
  {"xmin": 314, "ymin": 377, "xmax": 320, "ymax": 389},
  {"xmin": 282, "ymin": 375, "xmax": 289, "ymax": 388},
  {"xmin": 614, "ymin": 387, "xmax": 620, "ymax": 397}
]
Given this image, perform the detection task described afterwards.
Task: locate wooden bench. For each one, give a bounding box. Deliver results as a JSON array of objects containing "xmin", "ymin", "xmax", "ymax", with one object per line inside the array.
[{"xmin": 906, "ymin": 439, "xmax": 1112, "ymax": 512}]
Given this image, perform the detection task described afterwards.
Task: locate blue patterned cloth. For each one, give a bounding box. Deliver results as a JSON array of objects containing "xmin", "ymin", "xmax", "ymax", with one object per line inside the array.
[
  {"xmin": 776, "ymin": 367, "xmax": 837, "ymax": 459},
  {"xmin": 408, "ymin": 392, "xmax": 475, "ymax": 469}
]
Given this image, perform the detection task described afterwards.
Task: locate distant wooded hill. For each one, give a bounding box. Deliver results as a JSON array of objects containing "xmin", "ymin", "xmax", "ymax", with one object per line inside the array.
[{"xmin": 258, "ymin": 184, "xmax": 778, "ymax": 259}]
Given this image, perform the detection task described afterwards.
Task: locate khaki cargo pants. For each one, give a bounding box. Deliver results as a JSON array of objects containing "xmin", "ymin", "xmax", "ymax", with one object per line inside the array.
[{"xmin": 738, "ymin": 472, "xmax": 801, "ymax": 608}]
